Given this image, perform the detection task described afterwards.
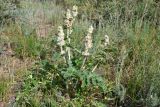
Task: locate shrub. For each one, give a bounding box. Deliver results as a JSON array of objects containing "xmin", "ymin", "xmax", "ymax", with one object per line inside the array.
[{"xmin": 0, "ymin": 0, "xmax": 20, "ymax": 25}]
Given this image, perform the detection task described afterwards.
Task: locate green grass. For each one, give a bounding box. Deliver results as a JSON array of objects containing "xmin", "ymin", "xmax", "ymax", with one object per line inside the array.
[{"xmin": 0, "ymin": 80, "xmax": 9, "ymax": 100}]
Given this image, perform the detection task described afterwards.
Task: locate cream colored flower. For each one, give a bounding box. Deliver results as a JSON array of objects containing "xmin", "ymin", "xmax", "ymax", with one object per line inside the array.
[
  {"xmin": 57, "ymin": 26, "xmax": 65, "ymax": 46},
  {"xmin": 85, "ymin": 34, "xmax": 92, "ymax": 49},
  {"xmin": 69, "ymin": 29, "xmax": 73, "ymax": 34},
  {"xmin": 66, "ymin": 9, "xmax": 73, "ymax": 19},
  {"xmin": 60, "ymin": 49, "xmax": 65, "ymax": 55},
  {"xmin": 82, "ymin": 49, "xmax": 90, "ymax": 56},
  {"xmin": 88, "ymin": 25, "xmax": 94, "ymax": 34},
  {"xmin": 64, "ymin": 9, "xmax": 73, "ymax": 28},
  {"xmin": 72, "ymin": 5, "xmax": 78, "ymax": 17},
  {"xmin": 82, "ymin": 26, "xmax": 93, "ymax": 56},
  {"xmin": 104, "ymin": 35, "xmax": 109, "ymax": 46}
]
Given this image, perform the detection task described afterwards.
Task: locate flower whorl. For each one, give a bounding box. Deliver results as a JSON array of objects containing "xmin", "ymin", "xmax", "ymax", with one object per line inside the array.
[{"xmin": 64, "ymin": 9, "xmax": 73, "ymax": 28}]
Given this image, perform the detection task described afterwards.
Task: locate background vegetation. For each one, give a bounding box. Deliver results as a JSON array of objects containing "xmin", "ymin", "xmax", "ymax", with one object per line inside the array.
[{"xmin": 0, "ymin": 0, "xmax": 160, "ymax": 107}]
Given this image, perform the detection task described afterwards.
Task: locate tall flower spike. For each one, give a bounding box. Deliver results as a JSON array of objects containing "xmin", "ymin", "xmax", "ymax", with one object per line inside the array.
[
  {"xmin": 57, "ymin": 26, "xmax": 65, "ymax": 55},
  {"xmin": 72, "ymin": 5, "xmax": 78, "ymax": 17},
  {"xmin": 82, "ymin": 26, "xmax": 94, "ymax": 56},
  {"xmin": 57, "ymin": 26, "xmax": 65, "ymax": 46},
  {"xmin": 104, "ymin": 35, "xmax": 109, "ymax": 46}
]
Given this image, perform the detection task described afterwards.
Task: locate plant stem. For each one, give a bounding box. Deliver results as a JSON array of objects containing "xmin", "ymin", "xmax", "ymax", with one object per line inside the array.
[
  {"xmin": 92, "ymin": 62, "xmax": 99, "ymax": 72},
  {"xmin": 67, "ymin": 28, "xmax": 71, "ymax": 66},
  {"xmin": 81, "ymin": 57, "xmax": 87, "ymax": 69},
  {"xmin": 60, "ymin": 46, "xmax": 66, "ymax": 63}
]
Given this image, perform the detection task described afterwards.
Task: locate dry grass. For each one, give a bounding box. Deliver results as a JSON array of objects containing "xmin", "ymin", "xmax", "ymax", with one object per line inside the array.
[{"xmin": 0, "ymin": 51, "xmax": 34, "ymax": 105}]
